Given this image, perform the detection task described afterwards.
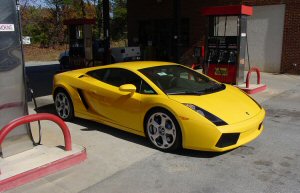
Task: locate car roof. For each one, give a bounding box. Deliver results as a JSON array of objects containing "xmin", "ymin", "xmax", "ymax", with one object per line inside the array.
[
  {"xmin": 60, "ymin": 61, "xmax": 181, "ymax": 77},
  {"xmin": 93, "ymin": 61, "xmax": 178, "ymax": 71}
]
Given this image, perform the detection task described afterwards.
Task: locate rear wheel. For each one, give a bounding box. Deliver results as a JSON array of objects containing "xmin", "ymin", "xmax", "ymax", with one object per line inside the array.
[
  {"xmin": 54, "ymin": 90, "xmax": 74, "ymax": 121},
  {"xmin": 145, "ymin": 109, "xmax": 181, "ymax": 151}
]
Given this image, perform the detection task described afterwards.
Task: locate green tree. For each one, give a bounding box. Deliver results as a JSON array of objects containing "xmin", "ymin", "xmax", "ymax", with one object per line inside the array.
[
  {"xmin": 20, "ymin": 0, "xmax": 128, "ymax": 46},
  {"xmin": 111, "ymin": 0, "xmax": 127, "ymax": 41},
  {"xmin": 44, "ymin": 0, "xmax": 66, "ymax": 46},
  {"xmin": 21, "ymin": 5, "xmax": 52, "ymax": 47},
  {"xmin": 94, "ymin": 0, "xmax": 103, "ymax": 39}
]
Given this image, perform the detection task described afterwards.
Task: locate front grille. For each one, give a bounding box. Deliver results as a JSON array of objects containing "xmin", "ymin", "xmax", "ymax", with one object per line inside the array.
[{"xmin": 216, "ymin": 133, "xmax": 240, "ymax": 148}]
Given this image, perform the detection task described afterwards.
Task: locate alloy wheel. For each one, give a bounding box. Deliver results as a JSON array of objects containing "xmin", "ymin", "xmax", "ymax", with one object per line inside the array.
[
  {"xmin": 55, "ymin": 92, "xmax": 71, "ymax": 119},
  {"xmin": 147, "ymin": 112, "xmax": 177, "ymax": 149}
]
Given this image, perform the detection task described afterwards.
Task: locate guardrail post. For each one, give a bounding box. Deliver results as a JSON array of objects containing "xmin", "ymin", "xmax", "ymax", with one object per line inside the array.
[
  {"xmin": 0, "ymin": 113, "xmax": 72, "ymax": 151},
  {"xmin": 246, "ymin": 67, "xmax": 261, "ymax": 88}
]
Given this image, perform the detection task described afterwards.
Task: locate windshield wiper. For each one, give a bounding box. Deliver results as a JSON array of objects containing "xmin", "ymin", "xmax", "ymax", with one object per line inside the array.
[
  {"xmin": 167, "ymin": 91, "xmax": 204, "ymax": 95},
  {"xmin": 167, "ymin": 84, "xmax": 225, "ymax": 95},
  {"xmin": 201, "ymin": 84, "xmax": 225, "ymax": 93}
]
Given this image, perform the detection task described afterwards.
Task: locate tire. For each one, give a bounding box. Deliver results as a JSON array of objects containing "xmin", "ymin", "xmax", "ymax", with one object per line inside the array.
[
  {"xmin": 54, "ymin": 90, "xmax": 74, "ymax": 121},
  {"xmin": 145, "ymin": 109, "xmax": 182, "ymax": 151}
]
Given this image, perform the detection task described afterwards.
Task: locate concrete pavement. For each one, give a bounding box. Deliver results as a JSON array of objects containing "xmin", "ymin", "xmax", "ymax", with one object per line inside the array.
[{"xmin": 6, "ymin": 70, "xmax": 300, "ymax": 193}]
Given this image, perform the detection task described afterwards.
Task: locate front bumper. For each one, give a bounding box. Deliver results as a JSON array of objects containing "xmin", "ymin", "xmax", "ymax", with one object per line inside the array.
[{"xmin": 182, "ymin": 108, "xmax": 265, "ymax": 152}]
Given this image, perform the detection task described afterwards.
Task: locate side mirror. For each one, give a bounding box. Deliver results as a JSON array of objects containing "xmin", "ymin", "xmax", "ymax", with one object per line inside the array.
[{"xmin": 119, "ymin": 84, "xmax": 136, "ymax": 93}]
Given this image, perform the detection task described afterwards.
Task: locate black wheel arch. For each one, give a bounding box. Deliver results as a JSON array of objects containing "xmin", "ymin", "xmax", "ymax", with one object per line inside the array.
[
  {"xmin": 53, "ymin": 87, "xmax": 68, "ymax": 99},
  {"xmin": 53, "ymin": 87, "xmax": 74, "ymax": 106}
]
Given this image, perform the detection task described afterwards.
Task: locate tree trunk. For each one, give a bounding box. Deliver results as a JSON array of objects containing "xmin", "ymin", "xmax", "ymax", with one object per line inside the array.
[{"xmin": 80, "ymin": 0, "xmax": 86, "ymax": 17}]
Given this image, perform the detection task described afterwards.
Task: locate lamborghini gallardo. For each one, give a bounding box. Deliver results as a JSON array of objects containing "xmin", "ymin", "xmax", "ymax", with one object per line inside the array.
[{"xmin": 53, "ymin": 61, "xmax": 265, "ymax": 152}]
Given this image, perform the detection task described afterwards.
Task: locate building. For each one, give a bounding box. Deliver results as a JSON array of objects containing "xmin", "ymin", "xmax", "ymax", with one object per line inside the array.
[{"xmin": 127, "ymin": 0, "xmax": 300, "ymax": 74}]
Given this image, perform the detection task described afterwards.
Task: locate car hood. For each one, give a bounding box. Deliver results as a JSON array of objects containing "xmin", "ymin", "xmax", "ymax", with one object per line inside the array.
[{"xmin": 168, "ymin": 85, "xmax": 262, "ymax": 124}]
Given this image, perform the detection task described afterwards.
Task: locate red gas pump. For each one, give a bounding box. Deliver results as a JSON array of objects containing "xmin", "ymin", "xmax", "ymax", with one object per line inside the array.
[
  {"xmin": 201, "ymin": 5, "xmax": 252, "ymax": 85},
  {"xmin": 200, "ymin": 5, "xmax": 266, "ymax": 94}
]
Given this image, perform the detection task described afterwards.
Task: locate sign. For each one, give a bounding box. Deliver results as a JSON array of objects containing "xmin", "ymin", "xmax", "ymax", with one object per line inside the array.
[
  {"xmin": 22, "ymin": 36, "xmax": 31, "ymax": 45},
  {"xmin": 0, "ymin": 24, "xmax": 15, "ymax": 32},
  {"xmin": 215, "ymin": 68, "xmax": 228, "ymax": 76}
]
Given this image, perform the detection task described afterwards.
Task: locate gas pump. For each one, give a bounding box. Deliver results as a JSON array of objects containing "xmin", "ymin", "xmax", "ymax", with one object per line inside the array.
[
  {"xmin": 201, "ymin": 5, "xmax": 252, "ymax": 85},
  {"xmin": 61, "ymin": 18, "xmax": 96, "ymax": 70},
  {"xmin": 60, "ymin": 18, "xmax": 141, "ymax": 70},
  {"xmin": 0, "ymin": 0, "xmax": 33, "ymax": 157},
  {"xmin": 191, "ymin": 46, "xmax": 205, "ymax": 70}
]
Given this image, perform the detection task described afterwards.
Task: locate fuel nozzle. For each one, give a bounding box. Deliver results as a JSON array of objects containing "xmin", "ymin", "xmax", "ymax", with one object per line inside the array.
[
  {"xmin": 217, "ymin": 51, "xmax": 225, "ymax": 63},
  {"xmin": 228, "ymin": 51, "xmax": 236, "ymax": 63},
  {"xmin": 208, "ymin": 50, "xmax": 214, "ymax": 62}
]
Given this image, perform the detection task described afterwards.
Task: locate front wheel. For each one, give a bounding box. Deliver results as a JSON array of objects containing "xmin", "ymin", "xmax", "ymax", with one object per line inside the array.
[
  {"xmin": 54, "ymin": 90, "xmax": 74, "ymax": 121},
  {"xmin": 145, "ymin": 109, "xmax": 181, "ymax": 151}
]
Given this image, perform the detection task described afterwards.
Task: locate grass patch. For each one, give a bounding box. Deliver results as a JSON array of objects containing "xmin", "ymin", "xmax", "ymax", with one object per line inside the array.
[{"xmin": 23, "ymin": 44, "xmax": 67, "ymax": 62}]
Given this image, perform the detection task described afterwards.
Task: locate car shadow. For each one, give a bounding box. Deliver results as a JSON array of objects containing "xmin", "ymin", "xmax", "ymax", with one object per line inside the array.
[
  {"xmin": 75, "ymin": 118, "xmax": 151, "ymax": 149},
  {"xmin": 175, "ymin": 148, "xmax": 228, "ymax": 158},
  {"xmin": 34, "ymin": 103, "xmax": 57, "ymax": 114},
  {"xmin": 34, "ymin": 103, "xmax": 226, "ymax": 158},
  {"xmin": 34, "ymin": 103, "xmax": 151, "ymax": 148}
]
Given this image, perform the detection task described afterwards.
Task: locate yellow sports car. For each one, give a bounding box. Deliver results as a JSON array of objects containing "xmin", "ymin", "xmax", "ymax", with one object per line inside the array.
[{"xmin": 53, "ymin": 61, "xmax": 265, "ymax": 152}]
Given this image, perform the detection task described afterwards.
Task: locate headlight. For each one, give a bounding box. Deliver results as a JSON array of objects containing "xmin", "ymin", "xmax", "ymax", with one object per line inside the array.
[{"xmin": 184, "ymin": 104, "xmax": 228, "ymax": 126}]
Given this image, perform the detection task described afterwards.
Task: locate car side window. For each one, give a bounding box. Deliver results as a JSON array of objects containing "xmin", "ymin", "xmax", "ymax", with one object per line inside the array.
[
  {"xmin": 87, "ymin": 68, "xmax": 156, "ymax": 94},
  {"xmin": 103, "ymin": 68, "xmax": 126, "ymax": 87},
  {"xmin": 140, "ymin": 80, "xmax": 156, "ymax": 94},
  {"xmin": 87, "ymin": 69, "xmax": 107, "ymax": 81},
  {"xmin": 87, "ymin": 68, "xmax": 126, "ymax": 87}
]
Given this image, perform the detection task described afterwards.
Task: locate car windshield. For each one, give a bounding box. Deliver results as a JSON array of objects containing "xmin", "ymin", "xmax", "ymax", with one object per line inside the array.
[{"xmin": 139, "ymin": 65, "xmax": 225, "ymax": 95}]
